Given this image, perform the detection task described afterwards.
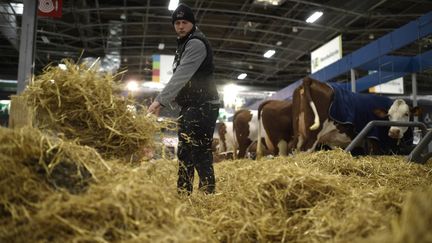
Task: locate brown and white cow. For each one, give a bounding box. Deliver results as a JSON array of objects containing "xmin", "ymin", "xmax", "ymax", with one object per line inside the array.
[
  {"xmin": 375, "ymin": 98, "xmax": 422, "ymax": 139},
  {"xmin": 256, "ymin": 100, "xmax": 294, "ymax": 158},
  {"xmin": 212, "ymin": 121, "xmax": 236, "ymax": 162},
  {"xmin": 217, "ymin": 122, "xmax": 235, "ymax": 154},
  {"xmin": 292, "ymin": 77, "xmax": 418, "ymax": 155},
  {"xmin": 233, "ymin": 109, "xmax": 269, "ymax": 159}
]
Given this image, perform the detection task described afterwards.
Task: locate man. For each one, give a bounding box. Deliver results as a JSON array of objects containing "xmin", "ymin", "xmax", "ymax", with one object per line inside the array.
[{"xmin": 147, "ymin": 3, "xmax": 220, "ymax": 195}]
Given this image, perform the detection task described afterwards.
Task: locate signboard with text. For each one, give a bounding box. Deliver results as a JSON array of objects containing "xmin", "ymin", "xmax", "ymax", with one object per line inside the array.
[
  {"xmin": 311, "ymin": 35, "xmax": 342, "ymax": 73},
  {"xmin": 369, "ymin": 77, "xmax": 404, "ymax": 94}
]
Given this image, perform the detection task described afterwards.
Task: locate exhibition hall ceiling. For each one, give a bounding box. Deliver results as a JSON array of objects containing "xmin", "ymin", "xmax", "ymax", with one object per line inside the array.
[{"xmin": 1, "ymin": 0, "xmax": 431, "ymax": 93}]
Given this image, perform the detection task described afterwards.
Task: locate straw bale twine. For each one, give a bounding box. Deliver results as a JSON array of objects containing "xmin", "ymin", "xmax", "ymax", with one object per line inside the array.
[{"xmin": 21, "ymin": 60, "xmax": 161, "ymax": 161}]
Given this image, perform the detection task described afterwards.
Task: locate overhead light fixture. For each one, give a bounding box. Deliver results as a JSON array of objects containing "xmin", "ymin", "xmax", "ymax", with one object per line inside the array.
[
  {"xmin": 158, "ymin": 43, "xmax": 165, "ymax": 50},
  {"xmin": 276, "ymin": 41, "xmax": 282, "ymax": 46},
  {"xmin": 306, "ymin": 11, "xmax": 323, "ymax": 23},
  {"xmin": 263, "ymin": 50, "xmax": 275, "ymax": 58},
  {"xmin": 237, "ymin": 73, "xmax": 247, "ymax": 80},
  {"xmin": 168, "ymin": 0, "xmax": 179, "ymax": 11},
  {"xmin": 253, "ymin": 0, "xmax": 286, "ymax": 6},
  {"xmin": 369, "ymin": 33, "xmax": 375, "ymax": 40},
  {"xmin": 292, "ymin": 26, "xmax": 298, "ymax": 32},
  {"xmin": 41, "ymin": 35, "xmax": 50, "ymax": 44}
]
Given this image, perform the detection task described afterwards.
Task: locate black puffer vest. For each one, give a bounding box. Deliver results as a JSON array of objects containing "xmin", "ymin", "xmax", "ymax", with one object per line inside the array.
[{"xmin": 173, "ymin": 27, "xmax": 219, "ymax": 107}]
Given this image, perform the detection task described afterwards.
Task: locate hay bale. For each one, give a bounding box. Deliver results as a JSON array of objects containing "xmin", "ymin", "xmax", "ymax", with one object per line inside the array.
[
  {"xmin": 8, "ymin": 95, "xmax": 33, "ymax": 129},
  {"xmin": 21, "ymin": 60, "xmax": 161, "ymax": 161}
]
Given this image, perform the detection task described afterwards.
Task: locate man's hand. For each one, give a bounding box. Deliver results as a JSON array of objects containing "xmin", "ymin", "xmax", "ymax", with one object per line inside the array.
[{"xmin": 147, "ymin": 101, "xmax": 161, "ymax": 116}]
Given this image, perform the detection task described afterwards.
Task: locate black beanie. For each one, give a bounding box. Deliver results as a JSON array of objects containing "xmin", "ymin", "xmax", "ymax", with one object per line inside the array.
[{"xmin": 171, "ymin": 4, "xmax": 195, "ymax": 25}]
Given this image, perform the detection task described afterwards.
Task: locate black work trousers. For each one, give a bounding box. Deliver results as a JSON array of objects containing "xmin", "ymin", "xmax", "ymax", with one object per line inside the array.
[{"xmin": 177, "ymin": 102, "xmax": 219, "ymax": 195}]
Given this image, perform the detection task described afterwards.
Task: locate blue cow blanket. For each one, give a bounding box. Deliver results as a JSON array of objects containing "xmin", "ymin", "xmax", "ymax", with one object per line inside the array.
[
  {"xmin": 321, "ymin": 82, "xmax": 415, "ymax": 154},
  {"xmin": 327, "ymin": 83, "xmax": 401, "ymax": 151}
]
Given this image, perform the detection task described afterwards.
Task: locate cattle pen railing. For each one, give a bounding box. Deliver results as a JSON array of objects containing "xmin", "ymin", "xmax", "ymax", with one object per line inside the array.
[{"xmin": 345, "ymin": 121, "xmax": 432, "ymax": 164}]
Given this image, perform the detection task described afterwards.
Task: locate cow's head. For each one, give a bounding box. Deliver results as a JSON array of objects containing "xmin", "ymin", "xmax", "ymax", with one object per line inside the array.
[{"xmin": 374, "ymin": 99, "xmax": 422, "ymax": 139}]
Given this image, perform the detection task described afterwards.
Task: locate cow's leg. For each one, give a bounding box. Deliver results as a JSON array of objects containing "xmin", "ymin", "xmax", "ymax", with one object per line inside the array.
[
  {"xmin": 296, "ymin": 135, "xmax": 304, "ymax": 151},
  {"xmin": 237, "ymin": 144, "xmax": 248, "ymax": 158},
  {"xmin": 245, "ymin": 141, "xmax": 256, "ymax": 159},
  {"xmin": 304, "ymin": 140, "xmax": 320, "ymax": 152},
  {"xmin": 278, "ymin": 140, "xmax": 288, "ymax": 156},
  {"xmin": 366, "ymin": 138, "xmax": 384, "ymax": 155},
  {"xmin": 232, "ymin": 142, "xmax": 238, "ymax": 159},
  {"xmin": 287, "ymin": 139, "xmax": 296, "ymax": 154},
  {"xmin": 263, "ymin": 133, "xmax": 276, "ymax": 155}
]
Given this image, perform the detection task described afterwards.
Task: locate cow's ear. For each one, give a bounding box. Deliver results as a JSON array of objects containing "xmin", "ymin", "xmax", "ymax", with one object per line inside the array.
[
  {"xmin": 373, "ymin": 108, "xmax": 388, "ymax": 118},
  {"xmin": 411, "ymin": 107, "xmax": 423, "ymax": 116}
]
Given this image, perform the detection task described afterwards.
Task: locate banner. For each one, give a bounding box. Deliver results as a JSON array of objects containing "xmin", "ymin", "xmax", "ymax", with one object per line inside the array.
[{"xmin": 152, "ymin": 54, "xmax": 175, "ymax": 84}]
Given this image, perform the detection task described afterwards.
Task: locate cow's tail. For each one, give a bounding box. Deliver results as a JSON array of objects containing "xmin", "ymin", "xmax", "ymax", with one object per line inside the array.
[
  {"xmin": 304, "ymin": 77, "xmax": 320, "ymax": 130},
  {"xmin": 232, "ymin": 111, "xmax": 241, "ymax": 160},
  {"xmin": 256, "ymin": 101, "xmax": 268, "ymax": 160}
]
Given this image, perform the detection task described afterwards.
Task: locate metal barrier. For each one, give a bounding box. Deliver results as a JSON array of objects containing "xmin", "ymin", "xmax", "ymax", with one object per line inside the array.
[
  {"xmin": 344, "ymin": 121, "xmax": 431, "ymax": 163},
  {"xmin": 407, "ymin": 129, "xmax": 432, "ymax": 164}
]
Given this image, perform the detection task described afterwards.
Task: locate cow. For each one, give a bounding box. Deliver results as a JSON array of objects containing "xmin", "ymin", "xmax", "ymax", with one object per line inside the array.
[
  {"xmin": 217, "ymin": 121, "xmax": 235, "ymax": 154},
  {"xmin": 373, "ymin": 98, "xmax": 422, "ymax": 154},
  {"xmin": 374, "ymin": 98, "xmax": 422, "ymax": 140},
  {"xmin": 232, "ymin": 109, "xmax": 269, "ymax": 159},
  {"xmin": 291, "ymin": 77, "xmax": 418, "ymax": 155},
  {"xmin": 212, "ymin": 121, "xmax": 236, "ymax": 162},
  {"xmin": 256, "ymin": 100, "xmax": 294, "ymax": 158}
]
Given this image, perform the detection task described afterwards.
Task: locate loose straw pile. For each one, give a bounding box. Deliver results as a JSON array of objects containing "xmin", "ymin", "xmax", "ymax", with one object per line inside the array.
[
  {"xmin": 21, "ymin": 59, "xmax": 164, "ymax": 161},
  {"xmin": 1, "ymin": 140, "xmax": 431, "ymax": 242}
]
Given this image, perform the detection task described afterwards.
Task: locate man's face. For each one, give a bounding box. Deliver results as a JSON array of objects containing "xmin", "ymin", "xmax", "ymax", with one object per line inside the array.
[{"xmin": 174, "ymin": 20, "xmax": 193, "ymax": 38}]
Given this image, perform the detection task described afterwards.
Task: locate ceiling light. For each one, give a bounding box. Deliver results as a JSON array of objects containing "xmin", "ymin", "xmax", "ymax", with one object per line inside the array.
[
  {"xmin": 369, "ymin": 33, "xmax": 375, "ymax": 39},
  {"xmin": 292, "ymin": 26, "xmax": 298, "ymax": 32},
  {"xmin": 168, "ymin": 0, "xmax": 179, "ymax": 11},
  {"xmin": 254, "ymin": 0, "xmax": 286, "ymax": 6},
  {"xmin": 306, "ymin": 11, "xmax": 323, "ymax": 23},
  {"xmin": 263, "ymin": 50, "xmax": 275, "ymax": 58},
  {"xmin": 276, "ymin": 41, "xmax": 282, "ymax": 46},
  {"xmin": 41, "ymin": 35, "xmax": 50, "ymax": 43},
  {"xmin": 158, "ymin": 43, "xmax": 165, "ymax": 50},
  {"xmin": 237, "ymin": 73, "xmax": 247, "ymax": 80}
]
